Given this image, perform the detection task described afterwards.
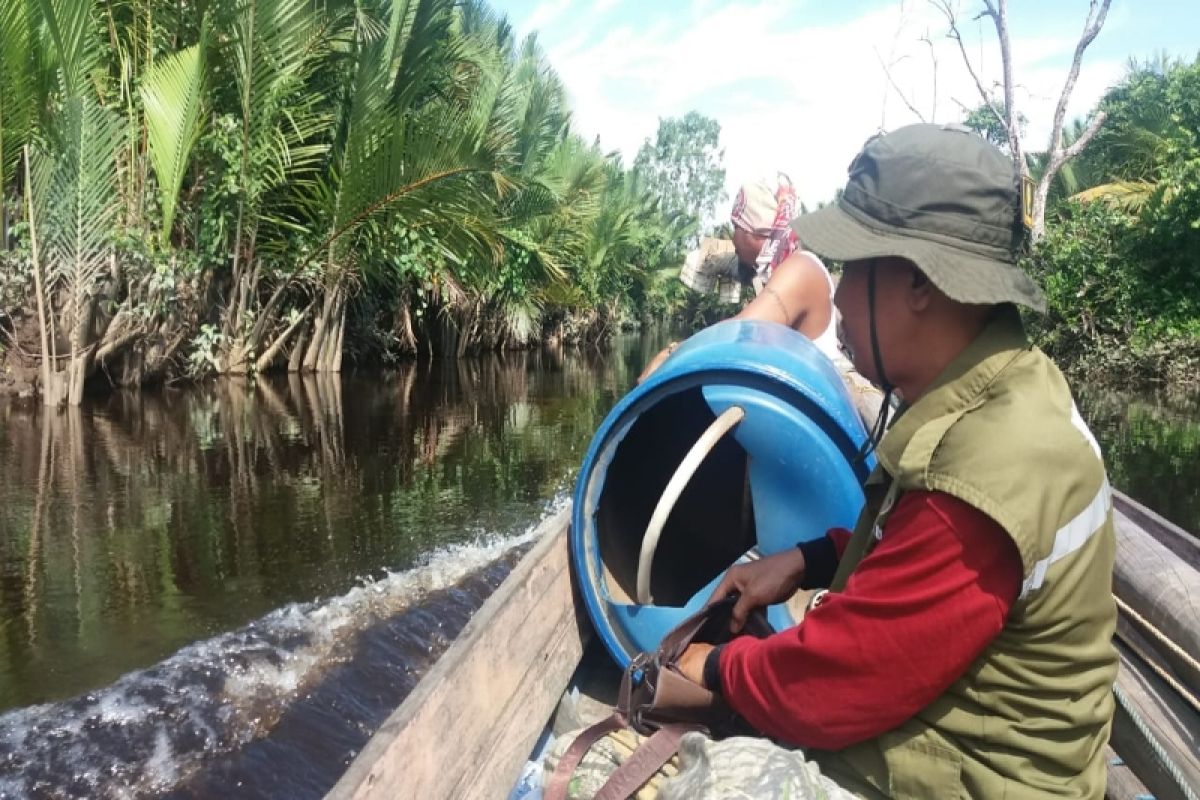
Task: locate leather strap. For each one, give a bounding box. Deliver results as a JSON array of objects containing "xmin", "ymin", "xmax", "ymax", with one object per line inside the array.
[
  {"xmin": 592, "ymin": 722, "xmax": 700, "ymax": 800},
  {"xmin": 543, "ymin": 711, "xmax": 627, "ymax": 800},
  {"xmin": 831, "ymin": 474, "xmax": 900, "ymax": 591},
  {"xmin": 544, "ymin": 602, "xmax": 770, "ymax": 799}
]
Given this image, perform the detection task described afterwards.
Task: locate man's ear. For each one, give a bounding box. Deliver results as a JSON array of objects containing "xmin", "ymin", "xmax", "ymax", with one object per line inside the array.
[{"xmin": 907, "ymin": 267, "xmax": 933, "ymax": 311}]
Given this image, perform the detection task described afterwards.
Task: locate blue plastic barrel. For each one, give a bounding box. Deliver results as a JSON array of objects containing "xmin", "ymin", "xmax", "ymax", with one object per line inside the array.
[{"xmin": 571, "ymin": 320, "xmax": 875, "ymax": 668}]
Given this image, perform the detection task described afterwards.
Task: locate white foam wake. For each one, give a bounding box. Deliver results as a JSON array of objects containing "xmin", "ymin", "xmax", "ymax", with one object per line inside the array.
[{"xmin": 0, "ymin": 495, "xmax": 569, "ymax": 799}]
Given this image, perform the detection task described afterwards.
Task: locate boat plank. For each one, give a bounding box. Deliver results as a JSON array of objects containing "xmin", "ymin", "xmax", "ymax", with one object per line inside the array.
[
  {"xmin": 1110, "ymin": 647, "xmax": 1200, "ymax": 800},
  {"xmin": 1113, "ymin": 506, "xmax": 1200, "ymax": 691},
  {"xmin": 326, "ymin": 508, "xmax": 587, "ymax": 800},
  {"xmin": 1113, "ymin": 490, "xmax": 1199, "ymax": 571},
  {"xmin": 1104, "ymin": 744, "xmax": 1151, "ymax": 799}
]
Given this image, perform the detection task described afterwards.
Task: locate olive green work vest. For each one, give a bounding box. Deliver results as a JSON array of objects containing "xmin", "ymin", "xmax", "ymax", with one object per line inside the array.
[{"xmin": 816, "ymin": 308, "xmax": 1118, "ymax": 799}]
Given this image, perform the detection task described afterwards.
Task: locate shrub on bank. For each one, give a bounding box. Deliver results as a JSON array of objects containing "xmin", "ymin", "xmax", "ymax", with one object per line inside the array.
[{"xmin": 1028, "ymin": 167, "xmax": 1200, "ymax": 388}]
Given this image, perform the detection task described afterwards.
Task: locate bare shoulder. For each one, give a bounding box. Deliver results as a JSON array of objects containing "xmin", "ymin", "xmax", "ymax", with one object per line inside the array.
[
  {"xmin": 791, "ymin": 249, "xmax": 831, "ymax": 279},
  {"xmin": 770, "ymin": 250, "xmax": 832, "ymax": 297},
  {"xmin": 736, "ymin": 250, "xmax": 833, "ymax": 328}
]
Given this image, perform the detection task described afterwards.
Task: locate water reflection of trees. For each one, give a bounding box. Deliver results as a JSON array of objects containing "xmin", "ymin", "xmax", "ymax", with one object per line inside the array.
[
  {"xmin": 1078, "ymin": 388, "xmax": 1200, "ymax": 537},
  {"xmin": 0, "ymin": 341, "xmax": 646, "ymax": 710}
]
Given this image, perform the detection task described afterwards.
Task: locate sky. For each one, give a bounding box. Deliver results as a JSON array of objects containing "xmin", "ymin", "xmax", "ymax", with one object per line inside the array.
[{"xmin": 490, "ymin": 0, "xmax": 1200, "ymax": 211}]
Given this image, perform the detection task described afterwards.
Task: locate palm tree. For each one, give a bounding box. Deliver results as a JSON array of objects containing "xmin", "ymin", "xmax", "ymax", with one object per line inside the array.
[
  {"xmin": 272, "ymin": 0, "xmax": 526, "ymax": 371},
  {"xmin": 1043, "ymin": 56, "xmax": 1190, "ymax": 214},
  {"xmin": 0, "ymin": 0, "xmax": 40, "ymax": 249},
  {"xmin": 139, "ymin": 26, "xmax": 208, "ymax": 245},
  {"xmin": 214, "ymin": 0, "xmax": 327, "ymax": 374},
  {"xmin": 29, "ymin": 0, "xmax": 127, "ymax": 406}
]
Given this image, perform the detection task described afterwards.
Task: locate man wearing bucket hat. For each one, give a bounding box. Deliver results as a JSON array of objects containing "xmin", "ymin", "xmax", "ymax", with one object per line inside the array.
[
  {"xmin": 643, "ymin": 175, "xmax": 884, "ymax": 423},
  {"xmin": 676, "ymin": 124, "xmax": 1118, "ymax": 798}
]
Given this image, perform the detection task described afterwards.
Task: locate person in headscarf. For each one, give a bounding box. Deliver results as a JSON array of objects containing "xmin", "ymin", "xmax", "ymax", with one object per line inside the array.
[
  {"xmin": 675, "ymin": 174, "xmax": 811, "ymax": 305},
  {"xmin": 729, "ymin": 172, "xmax": 802, "ymax": 289},
  {"xmin": 646, "ymin": 174, "xmax": 882, "ymax": 424}
]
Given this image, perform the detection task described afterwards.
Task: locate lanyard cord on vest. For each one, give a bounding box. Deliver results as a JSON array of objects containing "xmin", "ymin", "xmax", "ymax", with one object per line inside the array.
[{"xmin": 855, "ymin": 260, "xmax": 895, "ymax": 464}]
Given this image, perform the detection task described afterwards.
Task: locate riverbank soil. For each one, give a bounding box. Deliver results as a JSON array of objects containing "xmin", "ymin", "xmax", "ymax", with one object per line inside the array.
[{"xmin": 0, "ymin": 312, "xmax": 42, "ymax": 398}]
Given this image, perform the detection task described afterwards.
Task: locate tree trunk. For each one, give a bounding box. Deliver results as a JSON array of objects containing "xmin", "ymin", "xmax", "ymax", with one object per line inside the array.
[
  {"xmin": 224, "ymin": 343, "xmax": 250, "ymax": 375},
  {"xmin": 456, "ymin": 302, "xmax": 475, "ymax": 358},
  {"xmin": 315, "ymin": 290, "xmax": 343, "ymax": 372},
  {"xmin": 330, "ymin": 302, "xmax": 346, "ymax": 373},
  {"xmin": 940, "ymin": 0, "xmax": 1111, "ymax": 242},
  {"xmin": 302, "ymin": 289, "xmax": 333, "ymax": 372},
  {"xmin": 255, "ymin": 304, "xmax": 310, "ymax": 374},
  {"xmin": 394, "ymin": 293, "xmax": 418, "ymax": 355},
  {"xmin": 304, "ymin": 281, "xmax": 346, "ymax": 373},
  {"xmin": 25, "ymin": 147, "xmax": 64, "ymax": 408},
  {"xmin": 288, "ymin": 326, "xmax": 308, "ymax": 373},
  {"xmin": 66, "ymin": 350, "xmax": 91, "ymax": 406}
]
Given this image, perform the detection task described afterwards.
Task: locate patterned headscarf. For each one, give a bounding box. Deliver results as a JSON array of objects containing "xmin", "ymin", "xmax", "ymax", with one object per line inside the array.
[{"xmin": 730, "ymin": 174, "xmax": 800, "ymax": 286}]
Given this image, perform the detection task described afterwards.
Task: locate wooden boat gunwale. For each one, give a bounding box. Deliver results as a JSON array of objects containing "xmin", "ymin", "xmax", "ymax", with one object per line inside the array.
[{"xmin": 326, "ymin": 507, "xmax": 586, "ymax": 800}]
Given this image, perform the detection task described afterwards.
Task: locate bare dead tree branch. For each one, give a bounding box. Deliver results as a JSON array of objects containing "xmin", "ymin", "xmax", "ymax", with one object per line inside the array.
[
  {"xmin": 875, "ymin": 47, "xmax": 928, "ymax": 123},
  {"xmin": 978, "ymin": 1, "xmax": 1025, "ymax": 171},
  {"xmin": 1061, "ymin": 109, "xmax": 1107, "ymax": 163},
  {"xmin": 933, "ymin": 0, "xmax": 1111, "ymax": 239},
  {"xmin": 1033, "ymin": 109, "xmax": 1108, "ymax": 234},
  {"xmin": 933, "ymin": 0, "xmax": 1007, "ymax": 136},
  {"xmin": 1048, "ymin": 0, "xmax": 1112, "ymax": 155},
  {"xmin": 920, "ymin": 30, "xmax": 940, "ymax": 121},
  {"xmin": 949, "ymin": 96, "xmax": 977, "ymax": 115}
]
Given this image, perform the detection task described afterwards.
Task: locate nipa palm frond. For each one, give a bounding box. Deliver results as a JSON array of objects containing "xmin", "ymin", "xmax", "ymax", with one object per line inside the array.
[
  {"xmin": 32, "ymin": 93, "xmax": 125, "ymax": 329},
  {"xmin": 0, "ymin": 0, "xmax": 39, "ymax": 189},
  {"xmin": 384, "ymin": 0, "xmax": 457, "ymax": 111},
  {"xmin": 229, "ymin": 0, "xmax": 325, "ymax": 203},
  {"xmin": 326, "ymin": 92, "xmax": 514, "ymax": 265},
  {"xmin": 140, "ymin": 34, "xmax": 208, "ymax": 244},
  {"xmin": 36, "ymin": 0, "xmax": 104, "ymax": 99},
  {"xmin": 1071, "ymin": 180, "xmax": 1157, "ymax": 213}
]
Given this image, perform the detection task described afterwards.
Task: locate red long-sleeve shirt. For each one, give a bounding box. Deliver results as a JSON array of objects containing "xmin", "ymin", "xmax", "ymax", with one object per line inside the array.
[{"xmin": 717, "ymin": 490, "xmax": 1023, "ymax": 750}]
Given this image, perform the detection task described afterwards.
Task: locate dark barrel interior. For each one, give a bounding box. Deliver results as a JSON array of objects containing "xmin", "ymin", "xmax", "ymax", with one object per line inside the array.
[{"xmin": 596, "ymin": 387, "xmax": 756, "ymax": 607}]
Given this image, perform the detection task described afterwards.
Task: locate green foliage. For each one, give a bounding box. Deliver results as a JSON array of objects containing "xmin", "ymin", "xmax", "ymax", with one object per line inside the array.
[
  {"xmin": 187, "ymin": 323, "xmax": 225, "ymax": 377},
  {"xmin": 1030, "ymin": 58, "xmax": 1200, "ymax": 388},
  {"xmin": 0, "ymin": 0, "xmax": 726, "ymax": 382},
  {"xmin": 962, "ymin": 100, "xmax": 1025, "ymax": 151},
  {"xmin": 1027, "ymin": 56, "xmax": 1200, "ymax": 388},
  {"xmin": 31, "ymin": 95, "xmax": 125, "ymax": 320},
  {"xmin": 1077, "ymin": 56, "xmax": 1195, "ymax": 183},
  {"xmin": 0, "ymin": 249, "xmax": 32, "ymax": 310},
  {"xmin": 0, "ymin": 0, "xmax": 38, "ymax": 191},
  {"xmin": 140, "ymin": 35, "xmax": 208, "ymax": 244},
  {"xmin": 633, "ymin": 111, "xmax": 726, "ymax": 241}
]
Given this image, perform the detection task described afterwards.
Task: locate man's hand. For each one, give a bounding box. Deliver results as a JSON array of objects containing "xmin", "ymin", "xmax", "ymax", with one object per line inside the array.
[
  {"xmin": 678, "ymin": 642, "xmax": 715, "ymax": 686},
  {"xmin": 708, "ymin": 549, "xmax": 807, "ymax": 633}
]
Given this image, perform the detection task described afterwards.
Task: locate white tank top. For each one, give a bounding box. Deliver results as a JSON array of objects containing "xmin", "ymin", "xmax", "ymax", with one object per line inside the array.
[
  {"xmin": 753, "ymin": 249, "xmax": 843, "ymax": 363},
  {"xmin": 804, "ymin": 251, "xmax": 843, "ymax": 363}
]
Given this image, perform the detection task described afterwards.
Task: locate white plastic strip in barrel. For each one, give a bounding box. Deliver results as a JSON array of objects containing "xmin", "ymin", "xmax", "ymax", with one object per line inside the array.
[{"xmin": 636, "ymin": 406, "xmax": 746, "ymax": 605}]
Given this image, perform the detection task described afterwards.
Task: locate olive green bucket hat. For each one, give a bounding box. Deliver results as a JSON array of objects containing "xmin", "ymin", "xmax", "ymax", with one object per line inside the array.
[{"xmin": 792, "ymin": 123, "xmax": 1046, "ymax": 311}]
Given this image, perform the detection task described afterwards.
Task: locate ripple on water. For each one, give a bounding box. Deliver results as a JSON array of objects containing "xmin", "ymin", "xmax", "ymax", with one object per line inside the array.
[{"xmin": 0, "ymin": 501, "xmax": 560, "ymax": 800}]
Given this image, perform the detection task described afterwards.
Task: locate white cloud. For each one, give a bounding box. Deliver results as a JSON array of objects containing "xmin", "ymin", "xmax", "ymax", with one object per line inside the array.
[
  {"xmin": 521, "ymin": 0, "xmax": 573, "ymax": 37},
  {"xmin": 526, "ymin": 0, "xmax": 1128, "ymax": 212}
]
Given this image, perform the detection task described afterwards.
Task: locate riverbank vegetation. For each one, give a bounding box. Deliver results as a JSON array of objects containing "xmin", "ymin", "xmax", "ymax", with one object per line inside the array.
[
  {"xmin": 0, "ymin": 0, "xmax": 713, "ymax": 402},
  {"xmin": 1027, "ymin": 56, "xmax": 1200, "ymax": 388}
]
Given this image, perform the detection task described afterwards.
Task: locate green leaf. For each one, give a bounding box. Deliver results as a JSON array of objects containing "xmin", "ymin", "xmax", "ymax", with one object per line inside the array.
[{"xmin": 141, "ymin": 35, "xmax": 209, "ymax": 244}]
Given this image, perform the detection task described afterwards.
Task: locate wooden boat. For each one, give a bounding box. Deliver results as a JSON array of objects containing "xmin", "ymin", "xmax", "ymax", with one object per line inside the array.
[{"xmin": 327, "ymin": 489, "xmax": 1199, "ymax": 800}]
